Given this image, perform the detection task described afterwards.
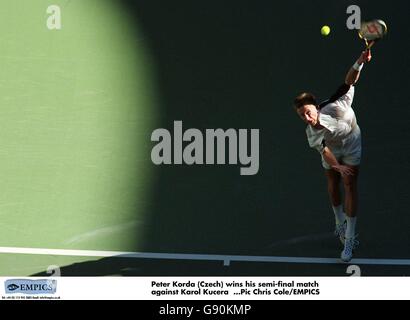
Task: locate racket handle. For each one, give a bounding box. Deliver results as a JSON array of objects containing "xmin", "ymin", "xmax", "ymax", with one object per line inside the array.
[{"xmin": 366, "ymin": 40, "xmax": 375, "ymax": 49}]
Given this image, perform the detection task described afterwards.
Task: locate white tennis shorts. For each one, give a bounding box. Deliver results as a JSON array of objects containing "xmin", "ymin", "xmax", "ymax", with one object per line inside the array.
[{"xmin": 321, "ymin": 128, "xmax": 362, "ymax": 170}]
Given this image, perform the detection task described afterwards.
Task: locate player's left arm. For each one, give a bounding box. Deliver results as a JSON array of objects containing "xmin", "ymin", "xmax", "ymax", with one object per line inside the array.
[
  {"xmin": 321, "ymin": 147, "xmax": 354, "ymax": 176},
  {"xmin": 345, "ymin": 49, "xmax": 372, "ymax": 86}
]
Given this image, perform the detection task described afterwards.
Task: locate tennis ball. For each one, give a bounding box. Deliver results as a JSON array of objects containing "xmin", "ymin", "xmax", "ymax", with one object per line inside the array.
[{"xmin": 321, "ymin": 25, "xmax": 331, "ymax": 36}]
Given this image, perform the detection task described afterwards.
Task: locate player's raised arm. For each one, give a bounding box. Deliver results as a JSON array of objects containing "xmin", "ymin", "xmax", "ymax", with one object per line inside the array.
[{"xmin": 345, "ymin": 49, "xmax": 372, "ymax": 86}]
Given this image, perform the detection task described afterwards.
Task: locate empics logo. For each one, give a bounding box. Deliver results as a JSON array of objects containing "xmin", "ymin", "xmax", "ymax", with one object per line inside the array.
[
  {"xmin": 6, "ymin": 283, "xmax": 19, "ymax": 292},
  {"xmin": 5, "ymin": 279, "xmax": 57, "ymax": 294},
  {"xmin": 151, "ymin": 121, "xmax": 259, "ymax": 175}
]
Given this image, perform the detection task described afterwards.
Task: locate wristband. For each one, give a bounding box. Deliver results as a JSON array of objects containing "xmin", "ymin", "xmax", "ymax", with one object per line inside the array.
[{"xmin": 353, "ymin": 61, "xmax": 363, "ymax": 71}]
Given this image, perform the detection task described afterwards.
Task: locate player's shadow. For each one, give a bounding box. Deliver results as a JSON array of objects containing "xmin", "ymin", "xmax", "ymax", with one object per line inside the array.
[
  {"xmin": 29, "ymin": 255, "xmax": 364, "ymax": 276},
  {"xmin": 30, "ymin": 256, "xmax": 229, "ymax": 276}
]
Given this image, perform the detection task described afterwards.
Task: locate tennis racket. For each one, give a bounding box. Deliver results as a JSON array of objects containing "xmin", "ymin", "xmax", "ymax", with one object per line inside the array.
[{"xmin": 358, "ymin": 19, "xmax": 388, "ymax": 49}]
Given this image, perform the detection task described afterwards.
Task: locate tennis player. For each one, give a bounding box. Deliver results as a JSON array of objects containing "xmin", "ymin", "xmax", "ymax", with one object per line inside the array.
[{"xmin": 294, "ymin": 49, "xmax": 372, "ymax": 262}]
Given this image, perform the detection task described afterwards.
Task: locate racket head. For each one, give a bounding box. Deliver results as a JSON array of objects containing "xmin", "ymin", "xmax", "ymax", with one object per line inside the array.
[{"xmin": 358, "ymin": 19, "xmax": 388, "ymax": 42}]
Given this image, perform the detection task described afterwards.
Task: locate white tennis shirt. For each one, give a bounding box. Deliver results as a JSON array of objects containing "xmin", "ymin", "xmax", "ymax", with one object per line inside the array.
[{"xmin": 306, "ymin": 84, "xmax": 361, "ymax": 155}]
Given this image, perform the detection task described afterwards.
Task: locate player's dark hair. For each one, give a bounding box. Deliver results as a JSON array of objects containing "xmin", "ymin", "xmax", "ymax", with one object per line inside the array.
[{"xmin": 293, "ymin": 93, "xmax": 318, "ymax": 109}]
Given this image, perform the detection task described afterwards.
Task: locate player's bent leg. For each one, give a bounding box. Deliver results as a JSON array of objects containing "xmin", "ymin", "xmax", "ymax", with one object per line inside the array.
[
  {"xmin": 324, "ymin": 169, "xmax": 346, "ymax": 244},
  {"xmin": 341, "ymin": 165, "xmax": 360, "ymax": 261},
  {"xmin": 325, "ymin": 169, "xmax": 342, "ymax": 207},
  {"xmin": 342, "ymin": 165, "xmax": 359, "ymax": 218}
]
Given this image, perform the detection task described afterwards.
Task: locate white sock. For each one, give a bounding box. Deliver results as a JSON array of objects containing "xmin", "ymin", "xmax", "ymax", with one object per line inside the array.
[
  {"xmin": 345, "ymin": 216, "xmax": 357, "ymax": 239},
  {"xmin": 332, "ymin": 205, "xmax": 346, "ymax": 225}
]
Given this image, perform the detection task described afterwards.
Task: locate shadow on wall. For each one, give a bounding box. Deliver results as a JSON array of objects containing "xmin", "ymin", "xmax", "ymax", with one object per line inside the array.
[
  {"xmin": 119, "ymin": 0, "xmax": 334, "ymax": 256},
  {"xmin": 119, "ymin": 0, "xmax": 410, "ymax": 258}
]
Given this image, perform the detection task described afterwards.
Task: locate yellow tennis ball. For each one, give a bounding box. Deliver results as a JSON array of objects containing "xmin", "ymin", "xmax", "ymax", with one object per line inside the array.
[{"xmin": 321, "ymin": 25, "xmax": 331, "ymax": 36}]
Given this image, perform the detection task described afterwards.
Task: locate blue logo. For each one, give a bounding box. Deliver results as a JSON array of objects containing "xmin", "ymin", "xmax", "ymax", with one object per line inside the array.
[
  {"xmin": 7, "ymin": 283, "xmax": 19, "ymax": 291},
  {"xmin": 5, "ymin": 279, "xmax": 57, "ymax": 294}
]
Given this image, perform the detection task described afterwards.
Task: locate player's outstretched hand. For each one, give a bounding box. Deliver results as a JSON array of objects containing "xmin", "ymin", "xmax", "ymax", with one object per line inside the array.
[{"xmin": 332, "ymin": 164, "xmax": 354, "ymax": 177}]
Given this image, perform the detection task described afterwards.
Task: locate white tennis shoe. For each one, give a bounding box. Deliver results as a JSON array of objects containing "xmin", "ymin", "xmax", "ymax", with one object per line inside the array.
[
  {"xmin": 334, "ymin": 221, "xmax": 347, "ymax": 245},
  {"xmin": 341, "ymin": 236, "xmax": 360, "ymax": 262}
]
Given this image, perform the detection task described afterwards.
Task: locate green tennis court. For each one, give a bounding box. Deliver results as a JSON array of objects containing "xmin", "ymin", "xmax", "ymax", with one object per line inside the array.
[{"xmin": 0, "ymin": 0, "xmax": 158, "ymax": 275}]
